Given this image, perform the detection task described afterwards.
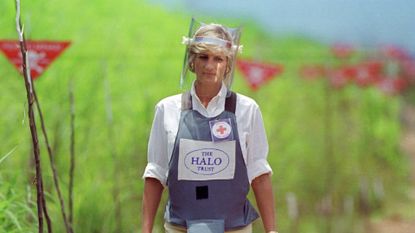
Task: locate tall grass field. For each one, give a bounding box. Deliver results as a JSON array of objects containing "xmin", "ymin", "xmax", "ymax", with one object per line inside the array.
[{"xmin": 0, "ymin": 0, "xmax": 410, "ymax": 232}]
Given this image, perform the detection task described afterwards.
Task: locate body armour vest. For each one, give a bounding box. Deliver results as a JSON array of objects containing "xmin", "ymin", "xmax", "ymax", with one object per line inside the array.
[{"xmin": 165, "ymin": 91, "xmax": 259, "ymax": 231}]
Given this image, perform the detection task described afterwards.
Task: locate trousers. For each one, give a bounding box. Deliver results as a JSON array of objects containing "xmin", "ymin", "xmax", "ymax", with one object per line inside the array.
[{"xmin": 164, "ymin": 222, "xmax": 253, "ymax": 233}]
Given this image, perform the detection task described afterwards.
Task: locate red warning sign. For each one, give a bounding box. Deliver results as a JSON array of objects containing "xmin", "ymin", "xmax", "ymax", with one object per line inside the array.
[
  {"xmin": 0, "ymin": 40, "xmax": 70, "ymax": 80},
  {"xmin": 236, "ymin": 59, "xmax": 284, "ymax": 91}
]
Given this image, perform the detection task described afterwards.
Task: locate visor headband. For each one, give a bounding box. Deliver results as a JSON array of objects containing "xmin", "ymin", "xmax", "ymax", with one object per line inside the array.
[
  {"xmin": 182, "ymin": 36, "xmax": 231, "ymax": 48},
  {"xmin": 194, "ymin": 36, "xmax": 232, "ymax": 48},
  {"xmin": 182, "ymin": 36, "xmax": 242, "ymax": 53}
]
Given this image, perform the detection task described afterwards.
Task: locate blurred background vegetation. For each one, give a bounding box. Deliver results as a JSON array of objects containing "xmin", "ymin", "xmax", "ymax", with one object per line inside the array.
[{"xmin": 1, "ymin": 0, "xmax": 414, "ymax": 233}]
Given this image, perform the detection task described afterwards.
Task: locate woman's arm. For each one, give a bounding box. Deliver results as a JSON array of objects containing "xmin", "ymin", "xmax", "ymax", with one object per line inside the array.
[
  {"xmin": 142, "ymin": 177, "xmax": 164, "ymax": 233},
  {"xmin": 251, "ymin": 173, "xmax": 277, "ymax": 233}
]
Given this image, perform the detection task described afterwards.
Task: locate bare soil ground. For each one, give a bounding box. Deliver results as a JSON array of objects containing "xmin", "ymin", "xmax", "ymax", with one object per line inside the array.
[
  {"xmin": 370, "ymin": 218, "xmax": 415, "ymax": 233},
  {"xmin": 369, "ymin": 104, "xmax": 415, "ymax": 233}
]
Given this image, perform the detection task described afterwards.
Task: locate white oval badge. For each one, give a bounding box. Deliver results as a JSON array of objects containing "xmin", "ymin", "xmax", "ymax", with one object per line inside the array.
[
  {"xmin": 211, "ymin": 121, "xmax": 232, "ymax": 139},
  {"xmin": 184, "ymin": 148, "xmax": 230, "ymax": 176}
]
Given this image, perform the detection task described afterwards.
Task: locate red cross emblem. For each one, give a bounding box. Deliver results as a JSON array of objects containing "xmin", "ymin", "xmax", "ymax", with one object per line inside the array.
[
  {"xmin": 216, "ymin": 125, "xmax": 227, "ymax": 135},
  {"xmin": 211, "ymin": 121, "xmax": 231, "ymax": 139}
]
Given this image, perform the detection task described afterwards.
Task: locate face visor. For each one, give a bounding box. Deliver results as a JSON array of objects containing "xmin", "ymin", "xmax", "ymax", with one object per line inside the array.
[{"xmin": 179, "ymin": 18, "xmax": 242, "ymax": 94}]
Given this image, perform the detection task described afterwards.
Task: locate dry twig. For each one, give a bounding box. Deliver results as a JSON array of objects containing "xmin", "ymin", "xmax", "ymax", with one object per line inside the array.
[
  {"xmin": 33, "ymin": 89, "xmax": 73, "ymax": 233},
  {"xmin": 15, "ymin": 0, "xmax": 52, "ymax": 232},
  {"xmin": 68, "ymin": 78, "xmax": 76, "ymax": 227}
]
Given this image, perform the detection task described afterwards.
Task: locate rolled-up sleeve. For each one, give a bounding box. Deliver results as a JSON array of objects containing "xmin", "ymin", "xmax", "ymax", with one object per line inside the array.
[
  {"xmin": 246, "ymin": 105, "xmax": 273, "ymax": 183},
  {"xmin": 142, "ymin": 104, "xmax": 169, "ymax": 186}
]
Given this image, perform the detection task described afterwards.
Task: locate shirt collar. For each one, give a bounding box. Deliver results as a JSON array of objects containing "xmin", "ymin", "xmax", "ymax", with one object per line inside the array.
[
  {"xmin": 190, "ymin": 81, "xmax": 227, "ymax": 99},
  {"xmin": 190, "ymin": 81, "xmax": 228, "ymax": 117}
]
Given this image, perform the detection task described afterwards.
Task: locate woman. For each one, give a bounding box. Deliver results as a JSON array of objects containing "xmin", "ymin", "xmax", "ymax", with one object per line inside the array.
[{"xmin": 142, "ymin": 20, "xmax": 277, "ymax": 233}]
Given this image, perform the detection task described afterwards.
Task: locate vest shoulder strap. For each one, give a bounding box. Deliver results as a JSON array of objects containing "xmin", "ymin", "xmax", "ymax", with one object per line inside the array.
[
  {"xmin": 181, "ymin": 91, "xmax": 192, "ymax": 111},
  {"xmin": 181, "ymin": 91, "xmax": 237, "ymax": 113},
  {"xmin": 225, "ymin": 91, "xmax": 237, "ymax": 114}
]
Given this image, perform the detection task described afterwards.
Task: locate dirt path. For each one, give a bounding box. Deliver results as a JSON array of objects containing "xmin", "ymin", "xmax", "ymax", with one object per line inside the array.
[
  {"xmin": 369, "ymin": 103, "xmax": 415, "ymax": 233},
  {"xmin": 370, "ymin": 218, "xmax": 415, "ymax": 233},
  {"xmin": 401, "ymin": 103, "xmax": 415, "ymax": 184}
]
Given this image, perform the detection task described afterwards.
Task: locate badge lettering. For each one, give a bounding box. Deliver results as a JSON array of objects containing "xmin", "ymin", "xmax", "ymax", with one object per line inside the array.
[
  {"xmin": 184, "ymin": 148, "xmax": 229, "ymax": 176},
  {"xmin": 178, "ymin": 139, "xmax": 236, "ymax": 181}
]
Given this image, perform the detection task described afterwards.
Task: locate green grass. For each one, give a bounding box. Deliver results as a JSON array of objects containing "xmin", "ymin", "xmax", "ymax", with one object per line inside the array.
[{"xmin": 0, "ymin": 0, "xmax": 412, "ymax": 232}]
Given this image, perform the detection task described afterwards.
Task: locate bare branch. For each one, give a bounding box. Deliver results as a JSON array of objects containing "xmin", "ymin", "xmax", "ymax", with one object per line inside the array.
[
  {"xmin": 33, "ymin": 89, "xmax": 74, "ymax": 233},
  {"xmin": 15, "ymin": 0, "xmax": 47, "ymax": 232},
  {"xmin": 15, "ymin": 0, "xmax": 53, "ymax": 232},
  {"xmin": 69, "ymin": 77, "xmax": 76, "ymax": 228}
]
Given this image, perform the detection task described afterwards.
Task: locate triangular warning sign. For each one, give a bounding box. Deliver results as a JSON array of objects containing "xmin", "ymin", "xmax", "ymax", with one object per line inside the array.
[
  {"xmin": 236, "ymin": 59, "xmax": 284, "ymax": 91},
  {"xmin": 0, "ymin": 40, "xmax": 70, "ymax": 80}
]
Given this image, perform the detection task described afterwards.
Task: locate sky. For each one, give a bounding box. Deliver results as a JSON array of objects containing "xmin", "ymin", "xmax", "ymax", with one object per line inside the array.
[{"xmin": 149, "ymin": 0, "xmax": 415, "ymax": 55}]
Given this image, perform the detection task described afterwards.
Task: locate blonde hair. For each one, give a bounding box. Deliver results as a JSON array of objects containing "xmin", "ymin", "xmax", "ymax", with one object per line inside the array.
[{"xmin": 187, "ymin": 24, "xmax": 235, "ymax": 83}]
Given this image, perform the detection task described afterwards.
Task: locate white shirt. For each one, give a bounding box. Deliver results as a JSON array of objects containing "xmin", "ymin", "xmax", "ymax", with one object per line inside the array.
[{"xmin": 143, "ymin": 84, "xmax": 272, "ymax": 186}]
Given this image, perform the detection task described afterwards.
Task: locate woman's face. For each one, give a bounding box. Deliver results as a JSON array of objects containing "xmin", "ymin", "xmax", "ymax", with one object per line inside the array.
[{"xmin": 193, "ymin": 51, "xmax": 228, "ymax": 86}]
